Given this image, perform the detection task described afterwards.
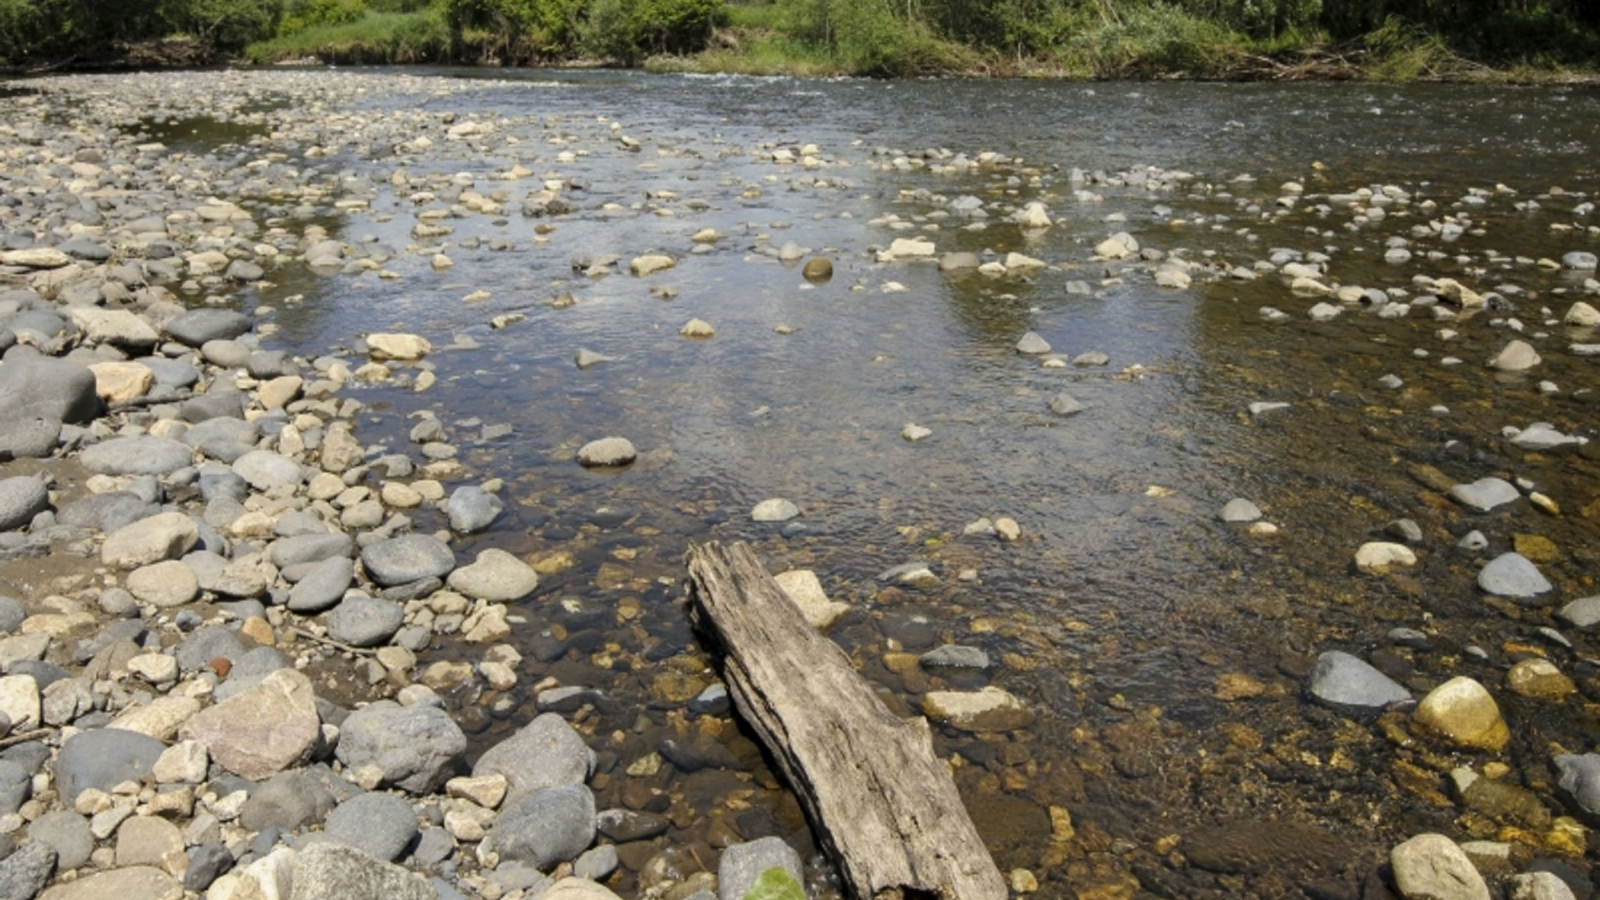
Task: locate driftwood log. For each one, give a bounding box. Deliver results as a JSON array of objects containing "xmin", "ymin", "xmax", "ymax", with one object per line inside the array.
[{"xmin": 686, "ymin": 540, "xmax": 1007, "ymax": 900}]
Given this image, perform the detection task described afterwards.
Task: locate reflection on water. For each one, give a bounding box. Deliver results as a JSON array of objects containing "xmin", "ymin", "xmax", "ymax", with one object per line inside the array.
[{"xmin": 180, "ymin": 70, "xmax": 1600, "ymax": 896}]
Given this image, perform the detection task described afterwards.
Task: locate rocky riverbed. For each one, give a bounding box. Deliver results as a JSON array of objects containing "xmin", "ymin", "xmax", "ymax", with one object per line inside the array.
[{"xmin": 0, "ymin": 68, "xmax": 1599, "ymax": 900}]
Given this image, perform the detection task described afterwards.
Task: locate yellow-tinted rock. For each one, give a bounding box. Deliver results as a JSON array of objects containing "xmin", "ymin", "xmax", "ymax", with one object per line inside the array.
[
  {"xmin": 1412, "ymin": 677, "xmax": 1509, "ymax": 752},
  {"xmin": 88, "ymin": 361, "xmax": 154, "ymax": 403},
  {"xmin": 1505, "ymin": 658, "xmax": 1575, "ymax": 700},
  {"xmin": 1213, "ymin": 673, "xmax": 1265, "ymax": 701},
  {"xmin": 1512, "ymin": 533, "xmax": 1560, "ymax": 562}
]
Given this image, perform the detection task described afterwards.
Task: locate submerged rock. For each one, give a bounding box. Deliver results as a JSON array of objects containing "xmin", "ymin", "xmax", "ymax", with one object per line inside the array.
[
  {"xmin": 1412, "ymin": 676, "xmax": 1509, "ymax": 752},
  {"xmin": 1306, "ymin": 651, "xmax": 1410, "ymax": 711}
]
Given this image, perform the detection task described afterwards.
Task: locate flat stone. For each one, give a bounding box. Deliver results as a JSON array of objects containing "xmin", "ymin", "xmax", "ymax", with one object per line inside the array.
[
  {"xmin": 920, "ymin": 686, "xmax": 1034, "ymax": 732},
  {"xmin": 1306, "ymin": 651, "xmax": 1411, "ymax": 710},
  {"xmin": 287, "ymin": 557, "xmax": 354, "ymax": 613},
  {"xmin": 1355, "ymin": 542, "xmax": 1416, "ymax": 574},
  {"xmin": 1390, "ymin": 833, "xmax": 1489, "ymax": 900},
  {"xmin": 179, "ymin": 668, "xmax": 320, "ymax": 779},
  {"xmin": 1413, "ymin": 676, "xmax": 1509, "ymax": 752},
  {"xmin": 1449, "ymin": 478, "xmax": 1520, "ymax": 512},
  {"xmin": 361, "ymin": 535, "xmax": 455, "ymax": 587},
  {"xmin": 55, "ymin": 728, "xmax": 164, "ymax": 802},
  {"xmin": 163, "ymin": 310, "xmax": 252, "ymax": 347},
  {"xmin": 577, "ymin": 438, "xmax": 636, "ymax": 468},
  {"xmin": 80, "ymin": 436, "xmax": 192, "ymax": 476},
  {"xmin": 326, "ymin": 597, "xmax": 405, "ymax": 648},
  {"xmin": 126, "ymin": 561, "xmax": 199, "ymax": 608},
  {"xmin": 446, "ymin": 549, "xmax": 539, "ymax": 602},
  {"xmin": 629, "ymin": 255, "xmax": 675, "ymax": 276},
  {"xmin": 1478, "ymin": 552, "xmax": 1552, "ymax": 601},
  {"xmin": 1048, "ymin": 393, "xmax": 1084, "ymax": 416},
  {"xmin": 1553, "ymin": 753, "xmax": 1600, "ymax": 820},
  {"xmin": 323, "ymin": 792, "xmax": 418, "ymax": 862},
  {"xmin": 67, "ymin": 308, "xmax": 159, "ymax": 350},
  {"xmin": 232, "ymin": 450, "xmax": 303, "ymax": 492},
  {"xmin": 366, "ymin": 333, "xmax": 431, "ymax": 361},
  {"xmin": 88, "ymin": 361, "xmax": 155, "ymax": 403},
  {"xmin": 102, "ymin": 512, "xmax": 199, "ymax": 569}
]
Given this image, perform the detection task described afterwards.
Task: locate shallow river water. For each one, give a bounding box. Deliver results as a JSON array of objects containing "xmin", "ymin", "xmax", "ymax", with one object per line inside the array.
[{"xmin": 92, "ymin": 70, "xmax": 1600, "ymax": 899}]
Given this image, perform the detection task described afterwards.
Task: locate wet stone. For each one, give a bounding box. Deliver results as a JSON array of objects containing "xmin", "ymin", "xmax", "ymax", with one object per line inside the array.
[
  {"xmin": 1478, "ymin": 552, "xmax": 1553, "ymax": 601},
  {"xmin": 1306, "ymin": 651, "xmax": 1411, "ymax": 711}
]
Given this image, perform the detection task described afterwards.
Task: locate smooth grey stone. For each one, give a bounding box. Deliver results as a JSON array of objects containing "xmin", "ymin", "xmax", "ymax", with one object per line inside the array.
[
  {"xmin": 182, "ymin": 417, "xmax": 258, "ymax": 451},
  {"xmin": 1386, "ymin": 518, "xmax": 1423, "ymax": 543},
  {"xmin": 334, "ymin": 701, "xmax": 465, "ymax": 794},
  {"xmin": 1015, "ymin": 331, "xmax": 1051, "ymax": 355},
  {"xmin": 472, "ymin": 714, "xmax": 592, "ymax": 802},
  {"xmin": 444, "ymin": 487, "xmax": 501, "ymax": 534},
  {"xmin": 289, "ymin": 842, "xmax": 439, "ymax": 900},
  {"xmin": 1306, "ymin": 650, "xmax": 1410, "ymax": 710},
  {"xmin": 80, "ymin": 435, "xmax": 192, "ymax": 476},
  {"xmin": 0, "ymin": 417, "xmax": 61, "ymax": 460},
  {"xmin": 484, "ymin": 785, "xmax": 596, "ymax": 870},
  {"xmin": 323, "ymin": 793, "xmax": 417, "ymax": 862},
  {"xmin": 0, "ymin": 597, "xmax": 23, "ymax": 633},
  {"xmin": 1563, "ymin": 251, "xmax": 1598, "ymax": 270},
  {"xmin": 412, "ymin": 828, "xmax": 454, "ymax": 868},
  {"xmin": 179, "ymin": 390, "xmax": 246, "ymax": 423},
  {"xmin": 361, "ymin": 535, "xmax": 454, "ymax": 587},
  {"xmin": 0, "ymin": 479, "xmax": 48, "ymax": 532},
  {"xmin": 718, "ymin": 837, "xmax": 803, "ymax": 900},
  {"xmin": 596, "ymin": 809, "xmax": 668, "ymax": 842},
  {"xmin": 58, "ymin": 237, "xmax": 110, "ymax": 261},
  {"xmin": 288, "ymin": 558, "xmax": 354, "ymax": 613},
  {"xmin": 173, "ymin": 626, "xmax": 245, "ymax": 673},
  {"xmin": 0, "ymin": 355, "xmax": 98, "ymax": 425},
  {"xmin": 1557, "ymin": 596, "xmax": 1600, "ymax": 631},
  {"xmin": 26, "ymin": 812, "xmax": 91, "ymax": 870},
  {"xmin": 246, "ymin": 351, "xmax": 292, "ymax": 379},
  {"xmin": 0, "ymin": 840, "xmax": 56, "ymax": 900},
  {"xmin": 56, "ymin": 492, "xmax": 157, "ymax": 533},
  {"xmin": 183, "ymin": 842, "xmax": 234, "ymax": 892},
  {"xmin": 1218, "ymin": 498, "xmax": 1261, "ymax": 523},
  {"xmin": 326, "ymin": 597, "xmax": 404, "ymax": 648},
  {"xmin": 164, "ymin": 310, "xmax": 253, "ymax": 347},
  {"xmin": 270, "ymin": 533, "xmax": 353, "ymax": 569},
  {"xmin": 139, "ymin": 358, "xmax": 200, "ymax": 389},
  {"xmin": 1554, "ymin": 754, "xmax": 1600, "ymax": 821},
  {"xmin": 199, "ymin": 470, "xmax": 249, "ymax": 505},
  {"xmin": 53, "ymin": 729, "xmax": 163, "ymax": 802},
  {"xmin": 231, "ymin": 450, "xmax": 302, "ymax": 492},
  {"xmin": 920, "ymin": 644, "xmax": 990, "ymax": 669},
  {"xmin": 573, "ymin": 845, "xmax": 618, "ymax": 882},
  {"xmin": 1458, "ymin": 530, "xmax": 1489, "ymax": 551},
  {"xmin": 274, "ymin": 512, "xmax": 329, "ymax": 538},
  {"xmin": 1448, "ymin": 477, "xmax": 1520, "ymax": 512},
  {"xmin": 240, "ymin": 771, "xmax": 335, "ymax": 833},
  {"xmin": 1478, "ymin": 552, "xmax": 1553, "ymax": 601},
  {"xmin": 0, "ymin": 760, "xmax": 31, "ymax": 815},
  {"xmin": 1048, "ymin": 392, "xmax": 1085, "ymax": 417}
]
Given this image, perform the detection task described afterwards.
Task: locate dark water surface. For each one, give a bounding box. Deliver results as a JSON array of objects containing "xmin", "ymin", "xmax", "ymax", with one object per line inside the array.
[{"xmin": 147, "ymin": 71, "xmax": 1600, "ymax": 898}]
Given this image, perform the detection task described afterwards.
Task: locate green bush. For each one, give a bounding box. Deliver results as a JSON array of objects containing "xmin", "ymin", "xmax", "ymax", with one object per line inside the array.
[{"xmin": 279, "ymin": 0, "xmax": 368, "ymax": 36}]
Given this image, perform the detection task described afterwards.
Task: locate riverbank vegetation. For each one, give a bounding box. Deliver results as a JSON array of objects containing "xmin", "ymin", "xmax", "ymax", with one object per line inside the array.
[{"xmin": 0, "ymin": 0, "xmax": 1595, "ymax": 79}]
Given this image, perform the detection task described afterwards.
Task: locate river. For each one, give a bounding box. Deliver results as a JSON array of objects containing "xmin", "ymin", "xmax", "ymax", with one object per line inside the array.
[{"xmin": 41, "ymin": 68, "xmax": 1600, "ymax": 898}]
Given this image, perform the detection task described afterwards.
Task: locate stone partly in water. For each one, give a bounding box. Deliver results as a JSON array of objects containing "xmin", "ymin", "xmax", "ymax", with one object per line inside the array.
[
  {"xmin": 366, "ymin": 333, "xmax": 431, "ymax": 361},
  {"xmin": 1354, "ymin": 542, "xmax": 1416, "ymax": 574},
  {"xmin": 1306, "ymin": 651, "xmax": 1411, "ymax": 711},
  {"xmin": 920, "ymin": 687, "xmax": 1034, "ymax": 732},
  {"xmin": 1448, "ymin": 477, "xmax": 1520, "ymax": 512},
  {"xmin": 447, "ymin": 548, "xmax": 539, "ymax": 602},
  {"xmin": 1412, "ymin": 676, "xmax": 1509, "ymax": 752},
  {"xmin": 1477, "ymin": 552, "xmax": 1553, "ymax": 601},
  {"xmin": 577, "ymin": 438, "xmax": 637, "ymax": 468},
  {"xmin": 1015, "ymin": 331, "xmax": 1051, "ymax": 355},
  {"xmin": 802, "ymin": 258, "xmax": 833, "ymax": 282},
  {"xmin": 1389, "ymin": 833, "xmax": 1490, "ymax": 900},
  {"xmin": 750, "ymin": 499, "xmax": 800, "ymax": 522},
  {"xmin": 1489, "ymin": 340, "xmax": 1541, "ymax": 371},
  {"xmin": 718, "ymin": 837, "xmax": 804, "ymax": 900},
  {"xmin": 772, "ymin": 570, "xmax": 848, "ymax": 629},
  {"xmin": 1552, "ymin": 753, "xmax": 1600, "ymax": 821}
]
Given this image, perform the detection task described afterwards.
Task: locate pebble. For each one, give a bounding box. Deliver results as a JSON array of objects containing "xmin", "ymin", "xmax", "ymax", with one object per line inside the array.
[{"xmin": 1477, "ymin": 552, "xmax": 1553, "ymax": 601}]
